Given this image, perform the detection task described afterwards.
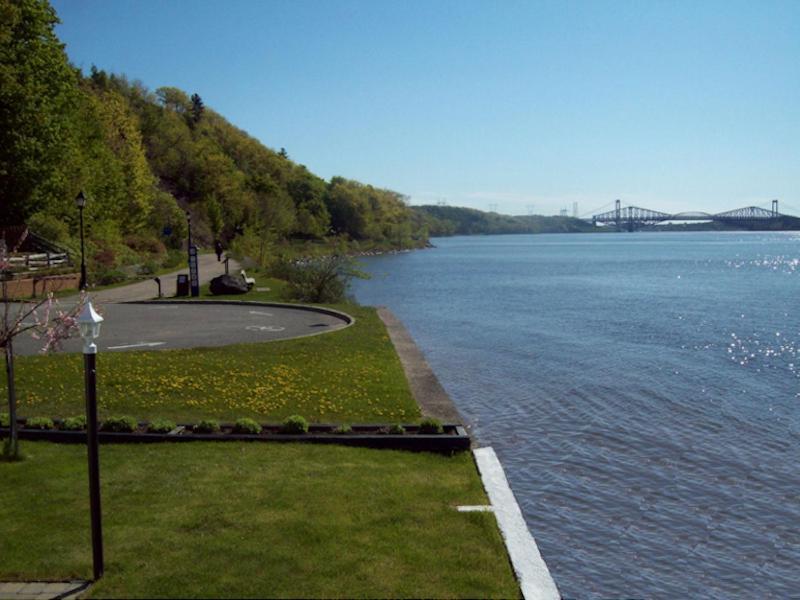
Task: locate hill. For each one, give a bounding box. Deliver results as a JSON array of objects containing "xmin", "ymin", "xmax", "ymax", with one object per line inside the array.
[
  {"xmin": 412, "ymin": 205, "xmax": 596, "ymax": 236},
  {"xmin": 0, "ymin": 0, "xmax": 427, "ymax": 280}
]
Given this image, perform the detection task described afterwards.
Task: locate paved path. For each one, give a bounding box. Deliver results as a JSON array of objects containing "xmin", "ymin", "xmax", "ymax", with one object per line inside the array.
[
  {"xmin": 0, "ymin": 580, "xmax": 89, "ymax": 600},
  {"xmin": 79, "ymin": 253, "xmax": 240, "ymax": 304}
]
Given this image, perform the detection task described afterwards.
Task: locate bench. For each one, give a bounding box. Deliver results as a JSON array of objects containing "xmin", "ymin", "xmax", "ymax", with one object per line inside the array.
[{"xmin": 240, "ymin": 269, "xmax": 255, "ymax": 290}]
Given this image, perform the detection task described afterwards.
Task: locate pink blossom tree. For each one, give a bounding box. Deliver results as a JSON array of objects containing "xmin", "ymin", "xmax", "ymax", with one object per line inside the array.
[{"xmin": 1, "ymin": 244, "xmax": 86, "ymax": 459}]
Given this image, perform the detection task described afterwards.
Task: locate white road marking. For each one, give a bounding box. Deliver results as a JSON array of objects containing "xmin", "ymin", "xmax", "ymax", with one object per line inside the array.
[
  {"xmin": 249, "ymin": 310, "xmax": 273, "ymax": 317},
  {"xmin": 245, "ymin": 325, "xmax": 285, "ymax": 332},
  {"xmin": 107, "ymin": 342, "xmax": 166, "ymax": 350},
  {"xmin": 473, "ymin": 447, "xmax": 560, "ymax": 600},
  {"xmin": 456, "ymin": 505, "xmax": 495, "ymax": 512}
]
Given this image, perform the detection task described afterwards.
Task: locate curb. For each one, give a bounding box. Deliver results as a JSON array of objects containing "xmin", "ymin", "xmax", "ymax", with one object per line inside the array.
[{"xmin": 473, "ymin": 447, "xmax": 560, "ymax": 600}]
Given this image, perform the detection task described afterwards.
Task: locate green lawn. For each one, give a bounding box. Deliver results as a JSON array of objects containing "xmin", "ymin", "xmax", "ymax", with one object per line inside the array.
[
  {"xmin": 0, "ymin": 441, "xmax": 520, "ymax": 599},
  {"xmin": 5, "ymin": 305, "xmax": 418, "ymax": 424}
]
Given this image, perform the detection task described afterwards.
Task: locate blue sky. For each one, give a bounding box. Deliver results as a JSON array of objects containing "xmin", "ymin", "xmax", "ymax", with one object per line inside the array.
[{"xmin": 52, "ymin": 0, "xmax": 800, "ymax": 216}]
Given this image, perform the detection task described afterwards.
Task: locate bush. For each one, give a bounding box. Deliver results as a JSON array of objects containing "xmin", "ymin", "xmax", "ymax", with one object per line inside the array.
[
  {"xmin": 195, "ymin": 419, "xmax": 220, "ymax": 434},
  {"xmin": 281, "ymin": 254, "xmax": 368, "ymax": 303},
  {"xmin": 147, "ymin": 418, "xmax": 176, "ymax": 434},
  {"xmin": 233, "ymin": 418, "xmax": 262, "ymax": 435},
  {"xmin": 25, "ymin": 417, "xmax": 54, "ymax": 430},
  {"xmin": 101, "ymin": 415, "xmax": 138, "ymax": 433},
  {"xmin": 333, "ymin": 424, "xmax": 353, "ymax": 435},
  {"xmin": 0, "ymin": 413, "xmax": 9, "ymax": 428},
  {"xmin": 62, "ymin": 416, "xmax": 87, "ymax": 431},
  {"xmin": 95, "ymin": 269, "xmax": 127, "ymax": 286},
  {"xmin": 281, "ymin": 415, "xmax": 309, "ymax": 434},
  {"xmin": 137, "ymin": 260, "xmax": 160, "ymax": 276},
  {"xmin": 419, "ymin": 417, "xmax": 444, "ymax": 435},
  {"xmin": 388, "ymin": 424, "xmax": 406, "ymax": 435}
]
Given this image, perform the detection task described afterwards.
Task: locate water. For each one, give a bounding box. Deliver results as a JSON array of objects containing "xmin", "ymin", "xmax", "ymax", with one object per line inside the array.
[{"xmin": 351, "ymin": 232, "xmax": 800, "ymax": 598}]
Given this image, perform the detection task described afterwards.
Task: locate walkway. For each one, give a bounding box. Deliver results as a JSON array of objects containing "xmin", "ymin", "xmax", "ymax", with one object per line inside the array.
[
  {"xmin": 78, "ymin": 253, "xmax": 240, "ymax": 304},
  {"xmin": 0, "ymin": 580, "xmax": 89, "ymax": 599}
]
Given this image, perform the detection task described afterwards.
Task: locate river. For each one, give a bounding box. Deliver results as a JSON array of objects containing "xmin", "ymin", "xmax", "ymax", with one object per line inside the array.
[{"xmin": 351, "ymin": 231, "xmax": 800, "ymax": 598}]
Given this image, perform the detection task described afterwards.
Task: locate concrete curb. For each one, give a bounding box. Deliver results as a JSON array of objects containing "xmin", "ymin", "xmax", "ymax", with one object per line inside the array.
[
  {"xmin": 473, "ymin": 447, "xmax": 560, "ymax": 600},
  {"xmin": 376, "ymin": 307, "xmax": 465, "ymax": 424}
]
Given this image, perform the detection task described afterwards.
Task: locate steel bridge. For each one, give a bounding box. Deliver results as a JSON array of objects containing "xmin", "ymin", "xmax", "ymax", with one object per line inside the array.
[{"xmin": 592, "ymin": 200, "xmax": 789, "ymax": 231}]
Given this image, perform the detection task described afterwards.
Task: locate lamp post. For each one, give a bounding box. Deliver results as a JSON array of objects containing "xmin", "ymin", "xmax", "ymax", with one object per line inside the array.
[
  {"xmin": 78, "ymin": 300, "xmax": 105, "ymax": 581},
  {"xmin": 75, "ymin": 191, "xmax": 88, "ymax": 290}
]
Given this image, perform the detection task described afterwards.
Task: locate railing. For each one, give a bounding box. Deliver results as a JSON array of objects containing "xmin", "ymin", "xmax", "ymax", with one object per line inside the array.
[{"xmin": 7, "ymin": 252, "xmax": 70, "ymax": 271}]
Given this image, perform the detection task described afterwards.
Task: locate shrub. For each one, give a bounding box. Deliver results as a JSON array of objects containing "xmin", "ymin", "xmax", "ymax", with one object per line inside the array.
[
  {"xmin": 137, "ymin": 260, "xmax": 160, "ymax": 276},
  {"xmin": 281, "ymin": 415, "xmax": 309, "ymax": 434},
  {"xmin": 95, "ymin": 269, "xmax": 127, "ymax": 286},
  {"xmin": 0, "ymin": 413, "xmax": 9, "ymax": 428},
  {"xmin": 101, "ymin": 415, "xmax": 138, "ymax": 433},
  {"xmin": 233, "ymin": 418, "xmax": 262, "ymax": 435},
  {"xmin": 25, "ymin": 417, "xmax": 54, "ymax": 430},
  {"xmin": 333, "ymin": 424, "xmax": 353, "ymax": 435},
  {"xmin": 281, "ymin": 254, "xmax": 368, "ymax": 303},
  {"xmin": 62, "ymin": 416, "xmax": 87, "ymax": 431},
  {"xmin": 195, "ymin": 419, "xmax": 220, "ymax": 434},
  {"xmin": 147, "ymin": 418, "xmax": 176, "ymax": 434},
  {"xmin": 419, "ymin": 417, "xmax": 444, "ymax": 435},
  {"xmin": 388, "ymin": 424, "xmax": 406, "ymax": 435}
]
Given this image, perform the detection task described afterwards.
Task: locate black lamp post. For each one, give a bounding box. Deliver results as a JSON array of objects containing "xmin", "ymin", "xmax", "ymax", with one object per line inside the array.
[
  {"xmin": 75, "ymin": 191, "xmax": 88, "ymax": 290},
  {"xmin": 78, "ymin": 300, "xmax": 105, "ymax": 580}
]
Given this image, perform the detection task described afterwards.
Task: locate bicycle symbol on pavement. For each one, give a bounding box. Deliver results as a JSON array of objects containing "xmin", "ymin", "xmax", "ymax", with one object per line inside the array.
[{"xmin": 246, "ymin": 325, "xmax": 286, "ymax": 332}]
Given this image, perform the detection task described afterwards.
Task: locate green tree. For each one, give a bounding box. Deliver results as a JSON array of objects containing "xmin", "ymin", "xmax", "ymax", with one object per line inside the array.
[
  {"xmin": 190, "ymin": 93, "xmax": 204, "ymax": 127},
  {"xmin": 0, "ymin": 0, "xmax": 80, "ymax": 224}
]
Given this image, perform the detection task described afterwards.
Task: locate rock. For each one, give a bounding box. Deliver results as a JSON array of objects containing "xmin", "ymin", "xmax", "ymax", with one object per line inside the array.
[{"xmin": 209, "ymin": 274, "xmax": 249, "ymax": 295}]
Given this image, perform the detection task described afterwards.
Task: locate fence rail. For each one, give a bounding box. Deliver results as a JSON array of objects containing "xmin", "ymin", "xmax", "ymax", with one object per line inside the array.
[{"xmin": 7, "ymin": 252, "xmax": 70, "ymax": 270}]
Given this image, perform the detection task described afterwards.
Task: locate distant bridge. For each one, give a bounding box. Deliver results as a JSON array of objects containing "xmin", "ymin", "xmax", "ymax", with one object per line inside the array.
[{"xmin": 591, "ymin": 199, "xmax": 797, "ymax": 231}]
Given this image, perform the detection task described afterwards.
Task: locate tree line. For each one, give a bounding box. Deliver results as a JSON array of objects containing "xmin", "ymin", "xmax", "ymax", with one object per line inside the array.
[{"xmin": 1, "ymin": 0, "xmax": 428, "ymax": 279}]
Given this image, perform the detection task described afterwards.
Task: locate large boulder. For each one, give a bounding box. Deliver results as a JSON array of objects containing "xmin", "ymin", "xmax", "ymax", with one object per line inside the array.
[{"xmin": 209, "ymin": 274, "xmax": 249, "ymax": 295}]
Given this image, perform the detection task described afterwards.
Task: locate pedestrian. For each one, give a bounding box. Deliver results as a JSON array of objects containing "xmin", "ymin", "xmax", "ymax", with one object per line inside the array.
[{"xmin": 215, "ymin": 239, "xmax": 223, "ymax": 262}]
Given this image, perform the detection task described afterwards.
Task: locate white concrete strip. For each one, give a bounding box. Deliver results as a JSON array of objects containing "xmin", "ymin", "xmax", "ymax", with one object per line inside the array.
[
  {"xmin": 457, "ymin": 505, "xmax": 495, "ymax": 512},
  {"xmin": 249, "ymin": 310, "xmax": 274, "ymax": 316},
  {"xmin": 473, "ymin": 447, "xmax": 560, "ymax": 600},
  {"xmin": 107, "ymin": 341, "xmax": 166, "ymax": 350}
]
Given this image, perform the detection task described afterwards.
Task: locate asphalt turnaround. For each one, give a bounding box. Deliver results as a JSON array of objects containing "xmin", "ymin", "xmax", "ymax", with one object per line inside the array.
[{"xmin": 14, "ymin": 301, "xmax": 351, "ymax": 355}]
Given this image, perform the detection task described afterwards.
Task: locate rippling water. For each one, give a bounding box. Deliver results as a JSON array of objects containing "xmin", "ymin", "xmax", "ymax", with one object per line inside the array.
[{"xmin": 351, "ymin": 232, "xmax": 800, "ymax": 598}]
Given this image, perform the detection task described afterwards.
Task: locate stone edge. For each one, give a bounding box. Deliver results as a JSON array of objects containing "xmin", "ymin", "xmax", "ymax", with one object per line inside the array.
[
  {"xmin": 376, "ymin": 307, "xmax": 465, "ymax": 424},
  {"xmin": 473, "ymin": 447, "xmax": 560, "ymax": 600}
]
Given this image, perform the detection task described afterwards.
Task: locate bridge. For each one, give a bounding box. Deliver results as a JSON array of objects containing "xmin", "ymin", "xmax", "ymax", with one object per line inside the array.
[{"xmin": 591, "ymin": 200, "xmax": 799, "ymax": 231}]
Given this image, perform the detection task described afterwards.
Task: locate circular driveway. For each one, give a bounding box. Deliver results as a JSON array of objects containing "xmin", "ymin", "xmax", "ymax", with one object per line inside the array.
[{"xmin": 14, "ymin": 301, "xmax": 351, "ymax": 356}]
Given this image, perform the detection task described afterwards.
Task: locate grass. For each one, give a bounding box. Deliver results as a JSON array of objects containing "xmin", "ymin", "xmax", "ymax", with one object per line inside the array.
[
  {"xmin": 4, "ymin": 305, "xmax": 418, "ymax": 424},
  {"xmin": 0, "ymin": 441, "xmax": 520, "ymax": 599}
]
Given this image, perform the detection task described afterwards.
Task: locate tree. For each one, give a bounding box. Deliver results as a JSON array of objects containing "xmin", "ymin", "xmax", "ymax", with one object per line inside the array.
[
  {"xmin": 0, "ymin": 0, "xmax": 80, "ymax": 224},
  {"xmin": 1, "ymin": 243, "xmax": 85, "ymax": 459},
  {"xmin": 190, "ymin": 93, "xmax": 204, "ymax": 127}
]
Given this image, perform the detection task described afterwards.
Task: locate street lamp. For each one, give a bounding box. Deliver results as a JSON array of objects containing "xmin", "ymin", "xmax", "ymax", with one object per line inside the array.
[
  {"xmin": 75, "ymin": 191, "xmax": 88, "ymax": 290},
  {"xmin": 78, "ymin": 300, "xmax": 104, "ymax": 580}
]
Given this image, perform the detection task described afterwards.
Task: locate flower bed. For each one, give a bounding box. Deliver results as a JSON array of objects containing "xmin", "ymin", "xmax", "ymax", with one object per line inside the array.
[{"xmin": 1, "ymin": 418, "xmax": 470, "ymax": 453}]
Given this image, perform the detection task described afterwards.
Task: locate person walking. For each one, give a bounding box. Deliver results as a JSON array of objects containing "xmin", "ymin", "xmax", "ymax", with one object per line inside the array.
[{"xmin": 214, "ymin": 240, "xmax": 223, "ymax": 262}]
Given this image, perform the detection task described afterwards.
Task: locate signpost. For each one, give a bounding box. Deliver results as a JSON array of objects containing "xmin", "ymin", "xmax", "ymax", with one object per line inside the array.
[
  {"xmin": 186, "ymin": 211, "xmax": 200, "ymax": 297},
  {"xmin": 188, "ymin": 245, "xmax": 200, "ymax": 297}
]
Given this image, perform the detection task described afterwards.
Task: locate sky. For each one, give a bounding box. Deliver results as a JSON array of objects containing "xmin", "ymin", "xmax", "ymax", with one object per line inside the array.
[{"xmin": 52, "ymin": 0, "xmax": 800, "ymax": 217}]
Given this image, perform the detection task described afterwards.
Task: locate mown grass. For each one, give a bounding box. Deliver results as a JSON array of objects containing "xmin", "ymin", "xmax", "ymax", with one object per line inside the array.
[
  {"xmin": 0, "ymin": 442, "xmax": 520, "ymax": 599},
  {"xmin": 4, "ymin": 305, "xmax": 418, "ymax": 424}
]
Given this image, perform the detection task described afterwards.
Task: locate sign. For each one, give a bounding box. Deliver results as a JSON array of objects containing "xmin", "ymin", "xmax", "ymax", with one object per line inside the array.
[{"xmin": 188, "ymin": 245, "xmax": 200, "ymax": 297}]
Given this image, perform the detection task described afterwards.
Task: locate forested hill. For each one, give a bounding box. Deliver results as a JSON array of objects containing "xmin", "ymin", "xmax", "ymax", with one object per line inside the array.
[
  {"xmin": 1, "ymin": 0, "xmax": 426, "ymax": 277},
  {"xmin": 412, "ymin": 205, "xmax": 596, "ymax": 236}
]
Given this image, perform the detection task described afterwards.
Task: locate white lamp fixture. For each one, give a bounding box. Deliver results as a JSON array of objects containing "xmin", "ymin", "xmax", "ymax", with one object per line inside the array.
[{"xmin": 78, "ymin": 300, "xmax": 104, "ymax": 354}]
